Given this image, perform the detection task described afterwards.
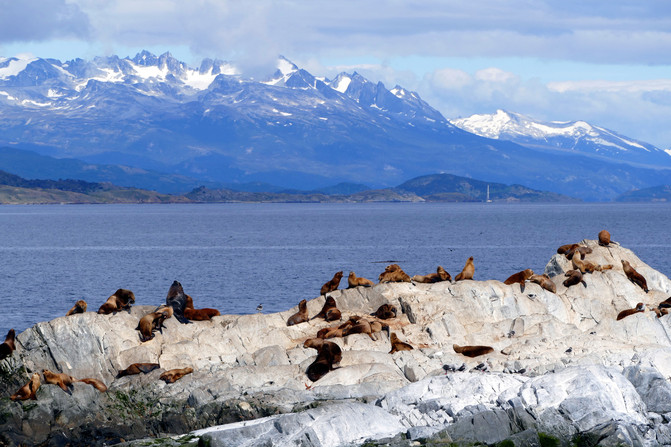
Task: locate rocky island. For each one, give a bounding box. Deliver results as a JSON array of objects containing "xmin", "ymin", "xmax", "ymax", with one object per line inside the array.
[{"xmin": 2, "ymin": 239, "xmax": 671, "ymax": 446}]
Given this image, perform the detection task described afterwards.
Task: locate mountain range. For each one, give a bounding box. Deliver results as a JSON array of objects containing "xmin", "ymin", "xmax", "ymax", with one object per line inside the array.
[{"xmin": 0, "ymin": 51, "xmax": 669, "ymax": 201}]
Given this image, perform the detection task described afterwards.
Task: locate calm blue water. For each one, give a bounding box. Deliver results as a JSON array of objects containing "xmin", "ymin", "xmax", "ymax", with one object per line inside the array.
[{"xmin": 2, "ymin": 202, "xmax": 670, "ymax": 336}]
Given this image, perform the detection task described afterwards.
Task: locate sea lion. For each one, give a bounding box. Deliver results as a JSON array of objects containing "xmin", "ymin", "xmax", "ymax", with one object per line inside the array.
[
  {"xmin": 563, "ymin": 269, "xmax": 585, "ymax": 288},
  {"xmin": 557, "ymin": 243, "xmax": 579, "ymax": 255},
  {"xmin": 183, "ymin": 294, "xmax": 220, "ymax": 321},
  {"xmin": 529, "ymin": 273, "xmax": 557, "ymax": 293},
  {"xmin": 598, "ymin": 230, "xmax": 611, "ymax": 246},
  {"xmin": 503, "ymin": 269, "xmax": 534, "ymax": 286},
  {"xmin": 412, "ymin": 265, "xmax": 451, "ymax": 283},
  {"xmin": 658, "ymin": 297, "xmax": 671, "ymax": 309},
  {"xmin": 42, "ymin": 369, "xmax": 76, "ymax": 392},
  {"xmin": 453, "ymin": 344, "xmax": 494, "ymax": 357},
  {"xmin": 347, "ymin": 271, "xmax": 375, "ymax": 288},
  {"xmin": 166, "ymin": 280, "xmax": 191, "ymax": 324},
  {"xmin": 287, "ymin": 299, "xmax": 309, "ymax": 326},
  {"xmin": 621, "ymin": 260, "xmax": 649, "ymax": 293},
  {"xmin": 305, "ymin": 340, "xmax": 342, "ymax": 382},
  {"xmin": 654, "ymin": 307, "xmax": 669, "ymax": 318},
  {"xmin": 372, "ymin": 303, "xmax": 397, "ymax": 320},
  {"xmin": 454, "ymin": 257, "xmax": 474, "ymax": 282},
  {"xmin": 136, "ymin": 306, "xmax": 173, "ymax": 342},
  {"xmin": 79, "ymin": 378, "xmax": 107, "ymax": 392},
  {"xmin": 343, "ymin": 318, "xmax": 385, "ymax": 341},
  {"xmin": 117, "ymin": 363, "xmax": 160, "ymax": 378},
  {"xmin": 303, "ymin": 338, "xmax": 342, "ymax": 365},
  {"xmin": 572, "ymin": 255, "xmax": 613, "ymax": 274},
  {"xmin": 97, "ymin": 289, "xmax": 135, "ymax": 315},
  {"xmin": 66, "ymin": 299, "xmax": 87, "ymax": 316},
  {"xmin": 617, "ymin": 302, "xmax": 646, "ymax": 321},
  {"xmin": 389, "ymin": 332, "xmax": 413, "ymax": 354},
  {"xmin": 0, "ymin": 328, "xmax": 16, "ymax": 360},
  {"xmin": 566, "ymin": 245, "xmax": 593, "ymax": 261},
  {"xmin": 312, "ymin": 296, "xmax": 341, "ymax": 322},
  {"xmin": 10, "ymin": 372, "xmax": 40, "ymax": 401},
  {"xmin": 320, "ymin": 271, "xmax": 343, "ymax": 296},
  {"xmin": 378, "ymin": 264, "xmax": 411, "ymax": 283},
  {"xmin": 160, "ymin": 367, "xmax": 193, "ymax": 383}
]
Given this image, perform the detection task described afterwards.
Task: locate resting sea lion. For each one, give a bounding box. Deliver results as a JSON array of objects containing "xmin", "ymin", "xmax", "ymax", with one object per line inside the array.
[
  {"xmin": 97, "ymin": 289, "xmax": 135, "ymax": 314},
  {"xmin": 320, "ymin": 271, "xmax": 343, "ymax": 296},
  {"xmin": 343, "ymin": 318, "xmax": 385, "ymax": 341},
  {"xmin": 66, "ymin": 299, "xmax": 87, "ymax": 316},
  {"xmin": 454, "ymin": 257, "xmax": 474, "ymax": 282},
  {"xmin": 572, "ymin": 255, "xmax": 612, "ymax": 274},
  {"xmin": 136, "ymin": 306, "xmax": 173, "ymax": 342},
  {"xmin": 305, "ymin": 340, "xmax": 342, "ymax": 382},
  {"xmin": 182, "ymin": 294, "xmax": 220, "ymax": 320},
  {"xmin": 563, "ymin": 269, "xmax": 585, "ymax": 288},
  {"xmin": 43, "ymin": 369, "xmax": 76, "ymax": 392},
  {"xmin": 621, "ymin": 260, "xmax": 649, "ymax": 293},
  {"xmin": 10, "ymin": 372, "xmax": 40, "ymax": 401},
  {"xmin": 160, "ymin": 367, "xmax": 193, "ymax": 383},
  {"xmin": 529, "ymin": 273, "xmax": 557, "ymax": 293},
  {"xmin": 303, "ymin": 338, "xmax": 342, "ymax": 365},
  {"xmin": 389, "ymin": 332, "xmax": 413, "ymax": 354},
  {"xmin": 557, "ymin": 243, "xmax": 578, "ymax": 255},
  {"xmin": 312, "ymin": 296, "xmax": 341, "ymax": 322},
  {"xmin": 79, "ymin": 378, "xmax": 107, "ymax": 392},
  {"xmin": 117, "ymin": 363, "xmax": 160, "ymax": 378},
  {"xmin": 566, "ymin": 245, "xmax": 592, "ymax": 261},
  {"xmin": 0, "ymin": 328, "xmax": 16, "ymax": 360},
  {"xmin": 453, "ymin": 344, "xmax": 494, "ymax": 357},
  {"xmin": 372, "ymin": 303, "xmax": 397, "ymax": 320},
  {"xmin": 347, "ymin": 271, "xmax": 375, "ymax": 288},
  {"xmin": 617, "ymin": 302, "xmax": 646, "ymax": 321},
  {"xmin": 378, "ymin": 264, "xmax": 411, "ymax": 283},
  {"xmin": 598, "ymin": 230, "xmax": 611, "ymax": 246},
  {"xmin": 503, "ymin": 269, "xmax": 534, "ymax": 286},
  {"xmin": 287, "ymin": 299, "xmax": 309, "ymax": 326},
  {"xmin": 412, "ymin": 265, "xmax": 451, "ymax": 283},
  {"xmin": 166, "ymin": 280, "xmax": 191, "ymax": 324}
]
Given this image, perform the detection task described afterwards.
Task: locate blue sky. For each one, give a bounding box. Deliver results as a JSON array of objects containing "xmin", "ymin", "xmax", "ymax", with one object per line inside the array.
[{"xmin": 1, "ymin": 0, "xmax": 670, "ymax": 148}]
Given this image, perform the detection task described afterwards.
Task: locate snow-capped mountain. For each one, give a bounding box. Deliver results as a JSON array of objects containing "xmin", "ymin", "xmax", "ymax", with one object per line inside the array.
[
  {"xmin": 451, "ymin": 110, "xmax": 671, "ymax": 168},
  {"xmin": 0, "ymin": 51, "xmax": 669, "ymax": 200}
]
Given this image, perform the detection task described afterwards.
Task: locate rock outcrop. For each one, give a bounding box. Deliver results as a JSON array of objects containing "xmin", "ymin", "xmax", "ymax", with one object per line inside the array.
[{"xmin": 2, "ymin": 240, "xmax": 671, "ymax": 446}]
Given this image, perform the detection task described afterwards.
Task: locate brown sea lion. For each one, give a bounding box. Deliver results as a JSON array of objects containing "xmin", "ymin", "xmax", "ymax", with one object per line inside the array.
[
  {"xmin": 622, "ymin": 260, "xmax": 649, "ymax": 293},
  {"xmin": 654, "ymin": 307, "xmax": 669, "ymax": 318},
  {"xmin": 43, "ymin": 369, "xmax": 76, "ymax": 392},
  {"xmin": 598, "ymin": 230, "xmax": 611, "ymax": 246},
  {"xmin": 312, "ymin": 296, "xmax": 341, "ymax": 322},
  {"xmin": 566, "ymin": 245, "xmax": 593, "ymax": 261},
  {"xmin": 79, "ymin": 378, "xmax": 107, "ymax": 392},
  {"xmin": 320, "ymin": 271, "xmax": 343, "ymax": 296},
  {"xmin": 563, "ymin": 269, "xmax": 585, "ymax": 288},
  {"xmin": 343, "ymin": 318, "xmax": 385, "ymax": 341},
  {"xmin": 617, "ymin": 302, "xmax": 646, "ymax": 321},
  {"xmin": 503, "ymin": 269, "xmax": 534, "ymax": 286},
  {"xmin": 97, "ymin": 288, "xmax": 136, "ymax": 315},
  {"xmin": 303, "ymin": 338, "xmax": 342, "ymax": 365},
  {"xmin": 412, "ymin": 265, "xmax": 452, "ymax": 283},
  {"xmin": 305, "ymin": 340, "xmax": 342, "ymax": 382},
  {"xmin": 10, "ymin": 372, "xmax": 40, "ymax": 401},
  {"xmin": 378, "ymin": 264, "xmax": 411, "ymax": 283},
  {"xmin": 166, "ymin": 280, "xmax": 191, "ymax": 324},
  {"xmin": 557, "ymin": 243, "xmax": 579, "ymax": 255},
  {"xmin": 136, "ymin": 306, "xmax": 173, "ymax": 342},
  {"xmin": 572, "ymin": 255, "xmax": 613, "ymax": 274},
  {"xmin": 117, "ymin": 363, "xmax": 160, "ymax": 378},
  {"xmin": 529, "ymin": 273, "xmax": 557, "ymax": 293},
  {"xmin": 454, "ymin": 257, "xmax": 474, "ymax": 282},
  {"xmin": 160, "ymin": 367, "xmax": 193, "ymax": 383},
  {"xmin": 287, "ymin": 299, "xmax": 309, "ymax": 326},
  {"xmin": 389, "ymin": 332, "xmax": 413, "ymax": 354},
  {"xmin": 453, "ymin": 344, "xmax": 494, "ymax": 357},
  {"xmin": 66, "ymin": 299, "xmax": 87, "ymax": 316},
  {"xmin": 0, "ymin": 328, "xmax": 16, "ymax": 360},
  {"xmin": 347, "ymin": 271, "xmax": 375, "ymax": 288},
  {"xmin": 182, "ymin": 294, "xmax": 220, "ymax": 321},
  {"xmin": 372, "ymin": 303, "xmax": 397, "ymax": 320}
]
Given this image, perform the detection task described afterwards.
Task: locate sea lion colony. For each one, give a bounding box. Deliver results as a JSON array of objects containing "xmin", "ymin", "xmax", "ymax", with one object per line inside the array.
[{"xmin": 3, "ymin": 229, "xmax": 665, "ymax": 398}]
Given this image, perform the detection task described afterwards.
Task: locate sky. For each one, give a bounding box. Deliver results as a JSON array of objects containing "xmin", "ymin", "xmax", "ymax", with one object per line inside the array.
[{"xmin": 1, "ymin": 0, "xmax": 670, "ymax": 148}]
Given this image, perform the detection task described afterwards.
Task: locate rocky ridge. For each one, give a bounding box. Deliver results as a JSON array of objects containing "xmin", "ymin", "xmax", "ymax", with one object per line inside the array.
[{"xmin": 2, "ymin": 240, "xmax": 671, "ymax": 446}]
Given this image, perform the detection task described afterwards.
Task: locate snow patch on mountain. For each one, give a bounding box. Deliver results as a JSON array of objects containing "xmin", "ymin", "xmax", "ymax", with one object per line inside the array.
[{"xmin": 0, "ymin": 56, "xmax": 38, "ymax": 79}]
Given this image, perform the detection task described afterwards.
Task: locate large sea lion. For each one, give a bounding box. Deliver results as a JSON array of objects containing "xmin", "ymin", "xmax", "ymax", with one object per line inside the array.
[
  {"xmin": 43, "ymin": 369, "xmax": 76, "ymax": 392},
  {"xmin": 454, "ymin": 257, "xmax": 474, "ymax": 282},
  {"xmin": 117, "ymin": 363, "xmax": 160, "ymax": 378},
  {"xmin": 320, "ymin": 271, "xmax": 343, "ymax": 296},
  {"xmin": 378, "ymin": 264, "xmax": 411, "ymax": 283},
  {"xmin": 503, "ymin": 269, "xmax": 534, "ymax": 286},
  {"xmin": 305, "ymin": 340, "xmax": 342, "ymax": 382},
  {"xmin": 347, "ymin": 271, "xmax": 375, "ymax": 288},
  {"xmin": 563, "ymin": 269, "xmax": 585, "ymax": 288},
  {"xmin": 182, "ymin": 295, "xmax": 220, "ymax": 321},
  {"xmin": 453, "ymin": 344, "xmax": 494, "ymax": 357},
  {"xmin": 617, "ymin": 302, "xmax": 646, "ymax": 321},
  {"xmin": 78, "ymin": 378, "xmax": 107, "ymax": 392},
  {"xmin": 312, "ymin": 296, "xmax": 341, "ymax": 322},
  {"xmin": 389, "ymin": 332, "xmax": 413, "ymax": 354},
  {"xmin": 10, "ymin": 372, "xmax": 40, "ymax": 401},
  {"xmin": 166, "ymin": 280, "xmax": 191, "ymax": 324},
  {"xmin": 0, "ymin": 328, "xmax": 16, "ymax": 360},
  {"xmin": 97, "ymin": 289, "xmax": 135, "ymax": 315},
  {"xmin": 303, "ymin": 338, "xmax": 342, "ymax": 365},
  {"xmin": 66, "ymin": 299, "xmax": 87, "ymax": 316},
  {"xmin": 372, "ymin": 303, "xmax": 397, "ymax": 320},
  {"xmin": 572, "ymin": 255, "xmax": 612, "ymax": 274},
  {"xmin": 343, "ymin": 318, "xmax": 385, "ymax": 341},
  {"xmin": 412, "ymin": 266, "xmax": 451, "ymax": 283},
  {"xmin": 160, "ymin": 367, "xmax": 193, "ymax": 383},
  {"xmin": 598, "ymin": 230, "xmax": 611, "ymax": 246},
  {"xmin": 287, "ymin": 299, "xmax": 309, "ymax": 326},
  {"xmin": 136, "ymin": 306, "xmax": 173, "ymax": 342},
  {"xmin": 622, "ymin": 260, "xmax": 649, "ymax": 293},
  {"xmin": 529, "ymin": 273, "xmax": 557, "ymax": 293}
]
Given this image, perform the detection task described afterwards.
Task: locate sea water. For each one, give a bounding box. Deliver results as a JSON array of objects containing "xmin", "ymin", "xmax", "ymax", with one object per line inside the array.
[{"xmin": 1, "ymin": 202, "xmax": 670, "ymax": 336}]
